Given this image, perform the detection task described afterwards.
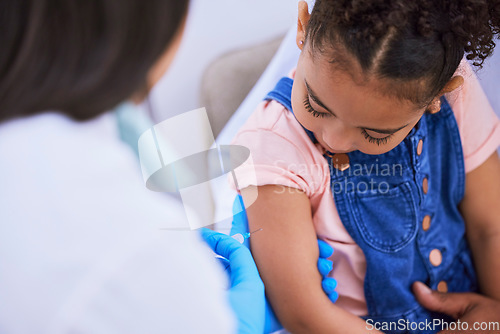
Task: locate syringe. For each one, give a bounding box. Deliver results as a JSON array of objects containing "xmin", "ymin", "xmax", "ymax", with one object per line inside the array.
[
  {"xmin": 214, "ymin": 228, "xmax": 262, "ymax": 278},
  {"xmin": 214, "ymin": 228, "xmax": 263, "ymax": 268},
  {"xmin": 231, "ymin": 228, "xmax": 263, "ymax": 244}
]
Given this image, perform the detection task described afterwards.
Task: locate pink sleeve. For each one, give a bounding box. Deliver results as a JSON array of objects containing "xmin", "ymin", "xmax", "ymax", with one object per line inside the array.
[
  {"xmin": 229, "ymin": 129, "xmax": 326, "ymax": 197},
  {"xmin": 228, "ymin": 102, "xmax": 329, "ymax": 197},
  {"xmin": 449, "ymin": 62, "xmax": 500, "ymax": 173}
]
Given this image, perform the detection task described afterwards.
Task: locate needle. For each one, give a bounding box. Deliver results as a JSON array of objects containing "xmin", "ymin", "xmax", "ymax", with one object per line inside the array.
[{"xmin": 232, "ymin": 228, "xmax": 263, "ymax": 244}]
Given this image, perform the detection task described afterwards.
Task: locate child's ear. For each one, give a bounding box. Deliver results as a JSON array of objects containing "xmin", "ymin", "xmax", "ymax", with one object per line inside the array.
[
  {"xmin": 296, "ymin": 1, "xmax": 311, "ymax": 50},
  {"xmin": 427, "ymin": 76, "xmax": 464, "ymax": 114},
  {"xmin": 441, "ymin": 75, "xmax": 464, "ymax": 94}
]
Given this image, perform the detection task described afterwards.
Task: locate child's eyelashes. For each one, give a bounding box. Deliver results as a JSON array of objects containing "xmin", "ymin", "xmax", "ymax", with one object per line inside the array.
[
  {"xmin": 303, "ymin": 97, "xmax": 329, "ymax": 118},
  {"xmin": 303, "ymin": 96, "xmax": 392, "ymax": 146},
  {"xmin": 361, "ymin": 129, "xmax": 393, "ymax": 146}
]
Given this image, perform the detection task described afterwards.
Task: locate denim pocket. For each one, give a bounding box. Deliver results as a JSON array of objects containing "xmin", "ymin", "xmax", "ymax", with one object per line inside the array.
[{"xmin": 347, "ymin": 181, "xmax": 418, "ymax": 252}]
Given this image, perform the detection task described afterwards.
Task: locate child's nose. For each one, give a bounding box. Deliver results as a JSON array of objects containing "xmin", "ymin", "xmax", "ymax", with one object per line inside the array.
[{"xmin": 321, "ymin": 121, "xmax": 355, "ymax": 152}]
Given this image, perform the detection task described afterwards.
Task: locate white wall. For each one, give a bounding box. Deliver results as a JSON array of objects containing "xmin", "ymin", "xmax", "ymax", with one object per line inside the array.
[
  {"xmin": 477, "ymin": 50, "xmax": 500, "ymax": 118},
  {"xmin": 148, "ymin": 0, "xmax": 298, "ymax": 121}
]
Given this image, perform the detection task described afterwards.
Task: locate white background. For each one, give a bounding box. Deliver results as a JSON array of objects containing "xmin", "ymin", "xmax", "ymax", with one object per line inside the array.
[{"xmin": 148, "ymin": 0, "xmax": 299, "ymax": 120}]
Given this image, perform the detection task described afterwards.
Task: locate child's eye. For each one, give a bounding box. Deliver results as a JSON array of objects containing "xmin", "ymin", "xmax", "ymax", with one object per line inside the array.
[
  {"xmin": 303, "ymin": 97, "xmax": 329, "ymax": 118},
  {"xmin": 361, "ymin": 129, "xmax": 393, "ymax": 146}
]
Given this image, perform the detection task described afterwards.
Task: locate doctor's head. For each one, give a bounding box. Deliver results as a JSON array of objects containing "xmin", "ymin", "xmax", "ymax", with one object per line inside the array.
[
  {"xmin": 0, "ymin": 0, "xmax": 189, "ymax": 123},
  {"xmin": 291, "ymin": 0, "xmax": 499, "ymax": 155}
]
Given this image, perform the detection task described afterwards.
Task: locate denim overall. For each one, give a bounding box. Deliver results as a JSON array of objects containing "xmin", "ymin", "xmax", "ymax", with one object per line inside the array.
[{"xmin": 265, "ymin": 77, "xmax": 477, "ymax": 334}]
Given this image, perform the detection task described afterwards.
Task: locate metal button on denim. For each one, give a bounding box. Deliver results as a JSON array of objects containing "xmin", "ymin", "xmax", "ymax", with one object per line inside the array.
[
  {"xmin": 417, "ymin": 139, "xmax": 424, "ymax": 155},
  {"xmin": 422, "ymin": 215, "xmax": 431, "ymax": 231},
  {"xmin": 423, "ymin": 177, "xmax": 429, "ymax": 194},
  {"xmin": 437, "ymin": 281, "xmax": 448, "ymax": 293},
  {"xmin": 329, "ymin": 153, "xmax": 350, "ymax": 171},
  {"xmin": 430, "ymin": 249, "xmax": 442, "ymax": 266}
]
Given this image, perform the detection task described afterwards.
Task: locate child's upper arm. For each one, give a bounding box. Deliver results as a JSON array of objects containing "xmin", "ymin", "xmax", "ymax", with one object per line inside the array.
[
  {"xmin": 459, "ymin": 151, "xmax": 500, "ymax": 299},
  {"xmin": 461, "ymin": 151, "xmax": 500, "ymax": 236},
  {"xmin": 451, "ymin": 61, "xmax": 500, "ymax": 300},
  {"xmin": 241, "ymin": 185, "xmax": 374, "ymax": 333},
  {"xmin": 232, "ymin": 102, "xmax": 377, "ymax": 332}
]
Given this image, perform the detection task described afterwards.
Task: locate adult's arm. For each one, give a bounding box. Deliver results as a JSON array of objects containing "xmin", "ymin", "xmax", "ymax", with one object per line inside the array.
[
  {"xmin": 0, "ymin": 113, "xmax": 236, "ymax": 334},
  {"xmin": 45, "ymin": 230, "xmax": 237, "ymax": 334}
]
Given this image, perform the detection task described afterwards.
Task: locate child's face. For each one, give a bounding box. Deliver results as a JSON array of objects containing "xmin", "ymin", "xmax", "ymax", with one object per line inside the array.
[{"xmin": 291, "ymin": 49, "xmax": 425, "ymax": 155}]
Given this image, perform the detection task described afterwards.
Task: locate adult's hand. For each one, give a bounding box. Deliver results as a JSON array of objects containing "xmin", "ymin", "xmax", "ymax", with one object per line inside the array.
[
  {"xmin": 413, "ymin": 281, "xmax": 500, "ymax": 334},
  {"xmin": 201, "ymin": 228, "xmax": 265, "ymax": 334},
  {"xmin": 231, "ymin": 195, "xmax": 338, "ymax": 333}
]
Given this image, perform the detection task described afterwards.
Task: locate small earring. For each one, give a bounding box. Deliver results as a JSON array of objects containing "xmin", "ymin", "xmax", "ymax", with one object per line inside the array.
[
  {"xmin": 427, "ymin": 99, "xmax": 442, "ymax": 114},
  {"xmin": 299, "ymin": 40, "xmax": 304, "ymax": 45}
]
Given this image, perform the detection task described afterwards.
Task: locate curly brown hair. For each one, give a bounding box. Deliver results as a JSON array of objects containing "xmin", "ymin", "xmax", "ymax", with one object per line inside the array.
[{"xmin": 305, "ymin": 0, "xmax": 500, "ymax": 106}]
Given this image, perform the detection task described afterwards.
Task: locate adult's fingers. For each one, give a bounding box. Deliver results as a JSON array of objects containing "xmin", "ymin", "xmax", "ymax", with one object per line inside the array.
[
  {"xmin": 201, "ymin": 228, "xmax": 241, "ymax": 257},
  {"xmin": 328, "ymin": 290, "xmax": 339, "ymax": 303},
  {"xmin": 231, "ymin": 195, "xmax": 250, "ymax": 248},
  {"xmin": 412, "ymin": 281, "xmax": 477, "ymax": 319},
  {"xmin": 318, "ymin": 257, "xmax": 333, "ymax": 276},
  {"xmin": 216, "ymin": 256, "xmax": 231, "ymax": 273},
  {"xmin": 322, "ymin": 277, "xmax": 338, "ymax": 295},
  {"xmin": 318, "ymin": 239, "xmax": 334, "ymax": 258},
  {"xmin": 200, "ymin": 228, "xmax": 259, "ymax": 284}
]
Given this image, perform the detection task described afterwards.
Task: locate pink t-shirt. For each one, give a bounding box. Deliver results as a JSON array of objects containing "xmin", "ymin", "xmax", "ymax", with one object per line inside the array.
[{"xmin": 229, "ymin": 62, "xmax": 500, "ymax": 316}]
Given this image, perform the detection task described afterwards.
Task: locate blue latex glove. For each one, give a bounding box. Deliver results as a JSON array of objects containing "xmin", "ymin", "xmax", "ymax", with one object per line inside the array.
[
  {"xmin": 231, "ymin": 195, "xmax": 338, "ymax": 333},
  {"xmin": 201, "ymin": 228, "xmax": 265, "ymax": 334}
]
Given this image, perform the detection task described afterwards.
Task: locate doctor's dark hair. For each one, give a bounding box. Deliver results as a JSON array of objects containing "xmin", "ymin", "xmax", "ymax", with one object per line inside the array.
[
  {"xmin": 305, "ymin": 0, "xmax": 500, "ymax": 107},
  {"xmin": 0, "ymin": 0, "xmax": 189, "ymax": 122}
]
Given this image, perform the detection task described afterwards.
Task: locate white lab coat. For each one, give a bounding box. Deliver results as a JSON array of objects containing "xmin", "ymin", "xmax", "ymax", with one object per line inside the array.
[{"xmin": 0, "ymin": 112, "xmax": 236, "ymax": 334}]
